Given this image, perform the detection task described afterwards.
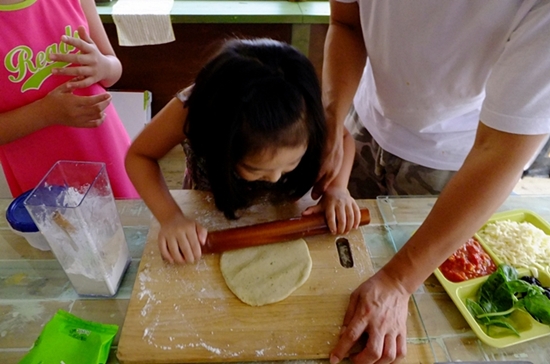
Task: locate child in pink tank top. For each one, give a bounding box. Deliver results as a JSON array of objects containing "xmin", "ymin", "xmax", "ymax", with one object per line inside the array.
[{"xmin": 0, "ymin": 0, "xmax": 138, "ymax": 198}]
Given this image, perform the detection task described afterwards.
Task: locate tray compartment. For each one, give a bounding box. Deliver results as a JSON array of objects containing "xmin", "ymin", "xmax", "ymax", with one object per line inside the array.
[{"xmin": 434, "ymin": 209, "xmax": 550, "ymax": 348}]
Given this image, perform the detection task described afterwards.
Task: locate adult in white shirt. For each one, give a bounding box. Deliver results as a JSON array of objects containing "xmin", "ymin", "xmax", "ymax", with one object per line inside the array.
[{"xmin": 315, "ymin": 1, "xmax": 550, "ymax": 363}]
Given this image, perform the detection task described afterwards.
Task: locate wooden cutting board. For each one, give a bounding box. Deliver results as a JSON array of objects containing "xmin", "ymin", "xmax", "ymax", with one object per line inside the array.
[{"xmin": 117, "ymin": 190, "xmax": 375, "ymax": 364}]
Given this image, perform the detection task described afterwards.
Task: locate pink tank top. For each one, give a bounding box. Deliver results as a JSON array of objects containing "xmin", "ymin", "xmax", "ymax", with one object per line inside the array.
[{"xmin": 0, "ymin": 0, "xmax": 138, "ymax": 198}]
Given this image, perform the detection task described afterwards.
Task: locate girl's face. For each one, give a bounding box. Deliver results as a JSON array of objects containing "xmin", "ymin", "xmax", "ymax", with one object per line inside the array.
[{"xmin": 235, "ymin": 144, "xmax": 308, "ymax": 183}]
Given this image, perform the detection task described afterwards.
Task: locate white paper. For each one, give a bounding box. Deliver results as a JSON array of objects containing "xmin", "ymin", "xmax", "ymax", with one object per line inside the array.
[
  {"xmin": 112, "ymin": 0, "xmax": 175, "ymax": 46},
  {"xmin": 110, "ymin": 90, "xmax": 152, "ymax": 140}
]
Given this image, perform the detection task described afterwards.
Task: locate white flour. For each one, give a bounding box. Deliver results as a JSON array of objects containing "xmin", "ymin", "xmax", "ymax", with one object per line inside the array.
[
  {"xmin": 65, "ymin": 226, "xmax": 130, "ymax": 296},
  {"xmin": 33, "ymin": 187, "xmax": 130, "ymax": 296}
]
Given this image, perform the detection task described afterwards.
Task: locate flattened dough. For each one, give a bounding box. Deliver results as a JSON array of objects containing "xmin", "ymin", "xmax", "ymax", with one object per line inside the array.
[{"xmin": 220, "ymin": 238, "xmax": 312, "ymax": 306}]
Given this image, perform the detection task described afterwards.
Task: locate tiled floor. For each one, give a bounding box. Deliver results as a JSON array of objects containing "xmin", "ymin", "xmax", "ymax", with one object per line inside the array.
[{"xmin": 159, "ymin": 146, "xmax": 550, "ymax": 195}]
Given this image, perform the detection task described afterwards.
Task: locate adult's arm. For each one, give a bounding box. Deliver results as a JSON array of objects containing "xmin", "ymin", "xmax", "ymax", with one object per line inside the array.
[
  {"xmin": 327, "ymin": 127, "xmax": 356, "ymax": 191},
  {"xmin": 330, "ymin": 1, "xmax": 550, "ymax": 362},
  {"xmin": 303, "ymin": 126, "xmax": 361, "ymax": 234},
  {"xmin": 312, "ymin": 0, "xmax": 366, "ymax": 199},
  {"xmin": 330, "ymin": 124, "xmax": 549, "ymax": 364}
]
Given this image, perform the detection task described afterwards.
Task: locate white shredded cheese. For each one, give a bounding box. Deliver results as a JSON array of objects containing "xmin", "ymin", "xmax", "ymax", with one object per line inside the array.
[{"xmin": 478, "ymin": 220, "xmax": 550, "ymax": 275}]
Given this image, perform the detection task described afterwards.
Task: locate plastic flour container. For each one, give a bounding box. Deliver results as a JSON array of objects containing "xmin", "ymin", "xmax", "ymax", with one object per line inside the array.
[{"xmin": 24, "ymin": 161, "xmax": 131, "ymax": 297}]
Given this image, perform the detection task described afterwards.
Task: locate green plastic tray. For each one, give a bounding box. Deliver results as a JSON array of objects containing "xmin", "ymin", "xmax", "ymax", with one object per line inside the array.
[{"xmin": 434, "ymin": 209, "xmax": 550, "ymax": 348}]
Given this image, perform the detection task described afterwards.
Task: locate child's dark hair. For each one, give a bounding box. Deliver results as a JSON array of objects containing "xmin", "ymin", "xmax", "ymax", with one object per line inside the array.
[{"xmin": 185, "ymin": 38, "xmax": 326, "ymax": 218}]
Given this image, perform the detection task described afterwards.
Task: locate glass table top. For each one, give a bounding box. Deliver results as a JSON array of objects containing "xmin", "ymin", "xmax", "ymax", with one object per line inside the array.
[{"xmin": 375, "ymin": 195, "xmax": 550, "ymax": 363}]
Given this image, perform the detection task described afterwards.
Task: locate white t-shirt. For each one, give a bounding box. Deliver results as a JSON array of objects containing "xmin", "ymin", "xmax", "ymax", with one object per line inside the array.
[{"xmin": 339, "ymin": 0, "xmax": 550, "ymax": 170}]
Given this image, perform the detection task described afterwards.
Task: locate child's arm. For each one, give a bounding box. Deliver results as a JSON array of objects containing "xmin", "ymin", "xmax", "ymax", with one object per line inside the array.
[
  {"xmin": 125, "ymin": 97, "xmax": 208, "ymax": 264},
  {"xmin": 80, "ymin": 0, "xmax": 122, "ymax": 88},
  {"xmin": 0, "ymin": 80, "xmax": 111, "ymax": 146},
  {"xmin": 303, "ymin": 128, "xmax": 361, "ymax": 234}
]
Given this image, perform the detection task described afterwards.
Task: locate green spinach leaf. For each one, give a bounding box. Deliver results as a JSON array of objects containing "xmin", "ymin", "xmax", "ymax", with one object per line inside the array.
[{"xmin": 466, "ymin": 264, "xmax": 550, "ymax": 337}]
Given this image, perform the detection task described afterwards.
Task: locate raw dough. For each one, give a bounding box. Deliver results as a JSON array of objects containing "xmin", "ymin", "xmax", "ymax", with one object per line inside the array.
[{"xmin": 220, "ymin": 238, "xmax": 312, "ymax": 306}]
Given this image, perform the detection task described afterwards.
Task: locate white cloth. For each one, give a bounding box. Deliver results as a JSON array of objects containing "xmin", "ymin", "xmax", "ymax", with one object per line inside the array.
[
  {"xmin": 342, "ymin": 0, "xmax": 550, "ymax": 170},
  {"xmin": 112, "ymin": 0, "xmax": 175, "ymax": 46}
]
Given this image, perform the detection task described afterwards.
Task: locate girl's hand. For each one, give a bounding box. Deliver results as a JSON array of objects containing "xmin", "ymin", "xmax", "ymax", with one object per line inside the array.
[
  {"xmin": 303, "ymin": 187, "xmax": 361, "ymax": 235},
  {"xmin": 50, "ymin": 26, "xmax": 112, "ymax": 89},
  {"xmin": 42, "ymin": 81, "xmax": 111, "ymax": 128},
  {"xmin": 157, "ymin": 213, "xmax": 208, "ymax": 264}
]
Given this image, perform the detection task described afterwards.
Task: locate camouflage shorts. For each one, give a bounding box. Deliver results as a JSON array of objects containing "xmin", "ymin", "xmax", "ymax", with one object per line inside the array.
[{"xmin": 345, "ymin": 107, "xmax": 457, "ymax": 199}]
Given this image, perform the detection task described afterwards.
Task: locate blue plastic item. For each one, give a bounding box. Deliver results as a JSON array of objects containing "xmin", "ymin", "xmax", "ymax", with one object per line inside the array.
[{"xmin": 6, "ymin": 190, "xmax": 38, "ymax": 233}]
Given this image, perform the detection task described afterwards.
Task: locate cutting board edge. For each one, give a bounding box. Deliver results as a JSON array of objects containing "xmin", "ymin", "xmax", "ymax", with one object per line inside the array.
[{"xmin": 116, "ymin": 347, "xmax": 330, "ymax": 364}]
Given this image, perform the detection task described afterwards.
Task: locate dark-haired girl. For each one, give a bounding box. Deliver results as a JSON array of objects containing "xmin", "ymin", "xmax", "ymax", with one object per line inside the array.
[{"xmin": 126, "ymin": 38, "xmax": 359, "ymax": 264}]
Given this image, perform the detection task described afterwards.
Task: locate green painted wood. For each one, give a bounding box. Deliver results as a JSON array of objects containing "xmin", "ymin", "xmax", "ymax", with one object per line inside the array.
[
  {"xmin": 291, "ymin": 23, "xmax": 310, "ymax": 56},
  {"xmin": 299, "ymin": 1, "xmax": 330, "ymax": 24}
]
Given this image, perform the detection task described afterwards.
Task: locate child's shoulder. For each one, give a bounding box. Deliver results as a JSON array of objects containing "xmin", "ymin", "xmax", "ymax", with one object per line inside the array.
[{"xmin": 176, "ymin": 85, "xmax": 194, "ymax": 103}]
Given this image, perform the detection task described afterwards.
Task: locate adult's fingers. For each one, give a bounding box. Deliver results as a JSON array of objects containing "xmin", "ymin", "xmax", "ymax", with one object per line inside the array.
[
  {"xmin": 351, "ymin": 331, "xmax": 399, "ymax": 364},
  {"xmin": 395, "ymin": 334, "xmax": 406, "ymax": 362},
  {"xmin": 330, "ymin": 318, "xmax": 369, "ymax": 364},
  {"xmin": 343, "ymin": 289, "xmax": 360, "ymax": 327},
  {"xmin": 330, "ymin": 293, "xmax": 362, "ymax": 364},
  {"xmin": 356, "ymin": 330, "xmax": 389, "ymax": 364}
]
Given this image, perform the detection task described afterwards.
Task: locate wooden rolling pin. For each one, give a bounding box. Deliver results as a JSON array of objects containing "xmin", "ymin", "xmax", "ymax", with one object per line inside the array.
[{"xmin": 203, "ymin": 208, "xmax": 370, "ymax": 254}]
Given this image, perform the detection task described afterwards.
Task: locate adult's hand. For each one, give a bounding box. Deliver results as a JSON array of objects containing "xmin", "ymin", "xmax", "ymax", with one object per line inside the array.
[{"xmin": 330, "ymin": 269, "xmax": 409, "ymax": 364}]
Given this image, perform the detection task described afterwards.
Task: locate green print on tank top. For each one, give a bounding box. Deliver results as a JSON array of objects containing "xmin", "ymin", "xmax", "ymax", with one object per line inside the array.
[{"xmin": 4, "ymin": 25, "xmax": 79, "ymax": 92}]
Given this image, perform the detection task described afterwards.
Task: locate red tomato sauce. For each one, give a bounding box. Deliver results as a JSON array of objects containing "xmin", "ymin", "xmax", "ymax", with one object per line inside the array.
[{"xmin": 439, "ymin": 238, "xmax": 497, "ymax": 282}]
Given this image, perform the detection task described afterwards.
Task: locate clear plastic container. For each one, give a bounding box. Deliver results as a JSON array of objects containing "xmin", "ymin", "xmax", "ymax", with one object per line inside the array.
[{"xmin": 24, "ymin": 161, "xmax": 131, "ymax": 297}]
